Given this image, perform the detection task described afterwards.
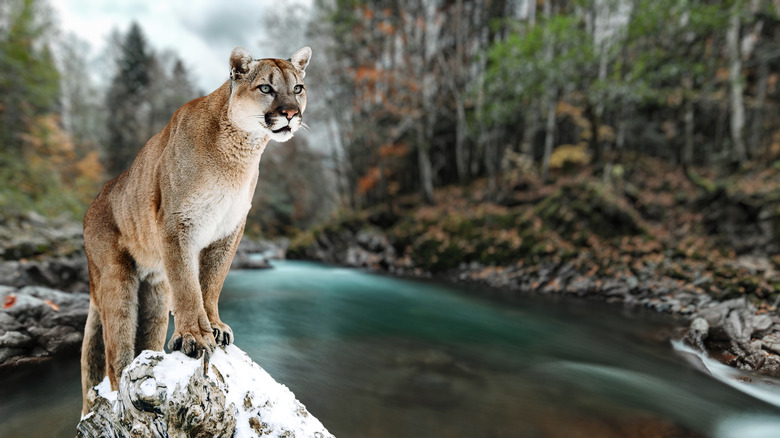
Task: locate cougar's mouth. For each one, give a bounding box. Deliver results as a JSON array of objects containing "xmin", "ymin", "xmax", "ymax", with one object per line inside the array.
[{"xmin": 272, "ymin": 126, "xmax": 292, "ymax": 134}]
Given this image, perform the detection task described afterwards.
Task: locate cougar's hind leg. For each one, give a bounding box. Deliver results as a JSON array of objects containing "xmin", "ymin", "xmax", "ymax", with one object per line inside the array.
[
  {"xmin": 99, "ymin": 251, "xmax": 140, "ymax": 391},
  {"xmin": 80, "ymin": 302, "xmax": 104, "ymax": 415},
  {"xmin": 135, "ymin": 277, "xmax": 172, "ymax": 354}
]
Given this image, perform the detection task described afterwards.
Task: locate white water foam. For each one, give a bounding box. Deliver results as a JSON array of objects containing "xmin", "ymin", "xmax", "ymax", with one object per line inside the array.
[{"xmin": 672, "ymin": 340, "xmax": 780, "ymax": 438}]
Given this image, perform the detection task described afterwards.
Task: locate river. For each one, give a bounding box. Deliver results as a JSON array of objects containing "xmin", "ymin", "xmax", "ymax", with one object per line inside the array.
[{"xmin": 2, "ymin": 260, "xmax": 780, "ymax": 437}]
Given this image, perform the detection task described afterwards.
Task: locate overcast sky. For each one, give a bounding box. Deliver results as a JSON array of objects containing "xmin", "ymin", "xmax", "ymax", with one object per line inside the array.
[{"xmin": 51, "ymin": 0, "xmax": 312, "ymax": 92}]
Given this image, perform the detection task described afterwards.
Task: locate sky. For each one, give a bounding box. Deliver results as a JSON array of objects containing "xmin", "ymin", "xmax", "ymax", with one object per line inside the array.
[{"xmin": 50, "ymin": 0, "xmax": 312, "ymax": 92}]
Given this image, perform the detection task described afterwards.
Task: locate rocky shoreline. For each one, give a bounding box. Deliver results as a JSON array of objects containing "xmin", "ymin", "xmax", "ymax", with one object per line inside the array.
[
  {"xmin": 0, "ymin": 212, "xmax": 278, "ymax": 370},
  {"xmin": 3, "ymin": 208, "xmax": 780, "ymax": 380},
  {"xmin": 288, "ymin": 225, "xmax": 780, "ymax": 378}
]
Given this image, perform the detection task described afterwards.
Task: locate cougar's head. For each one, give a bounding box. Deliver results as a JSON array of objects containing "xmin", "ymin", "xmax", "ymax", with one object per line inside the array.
[{"xmin": 227, "ymin": 46, "xmax": 311, "ymax": 143}]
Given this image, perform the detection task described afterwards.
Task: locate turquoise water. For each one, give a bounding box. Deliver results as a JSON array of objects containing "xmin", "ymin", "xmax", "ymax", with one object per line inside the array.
[{"xmin": 2, "ymin": 260, "xmax": 780, "ymax": 437}]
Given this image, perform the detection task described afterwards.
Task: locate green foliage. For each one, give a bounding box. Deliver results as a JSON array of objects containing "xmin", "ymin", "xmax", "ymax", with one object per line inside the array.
[
  {"xmin": 484, "ymin": 0, "xmax": 737, "ymax": 134},
  {"xmin": 624, "ymin": 0, "xmax": 728, "ymax": 103},
  {"xmin": 0, "ymin": 149, "xmax": 86, "ymax": 218},
  {"xmin": 0, "ymin": 0, "xmax": 101, "ymax": 218},
  {"xmin": 485, "ymin": 13, "xmax": 597, "ymax": 123},
  {"xmin": 0, "ymin": 0, "xmax": 60, "ymax": 152}
]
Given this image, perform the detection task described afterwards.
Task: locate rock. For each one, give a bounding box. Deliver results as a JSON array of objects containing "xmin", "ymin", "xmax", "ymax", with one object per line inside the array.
[
  {"xmin": 237, "ymin": 237, "xmax": 289, "ymax": 261},
  {"xmin": 684, "ymin": 317, "xmax": 710, "ymax": 352},
  {"xmin": 686, "ymin": 297, "xmax": 780, "ymax": 376},
  {"xmin": 0, "ymin": 286, "xmax": 89, "ymax": 367},
  {"xmin": 231, "ymin": 252, "xmax": 272, "ymax": 270},
  {"xmin": 0, "ymin": 212, "xmax": 89, "ymax": 292},
  {"xmin": 231, "ymin": 237, "xmax": 289, "ymax": 270},
  {"xmin": 695, "ymin": 298, "xmax": 747, "ymax": 341},
  {"xmin": 78, "ymin": 345, "xmax": 334, "ymax": 438},
  {"xmin": 753, "ymin": 314, "xmax": 773, "ymax": 335},
  {"xmin": 0, "ymin": 252, "xmax": 88, "ymax": 293}
]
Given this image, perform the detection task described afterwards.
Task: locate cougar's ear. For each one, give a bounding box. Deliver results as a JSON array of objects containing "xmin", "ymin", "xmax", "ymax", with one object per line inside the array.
[
  {"xmin": 230, "ymin": 47, "xmax": 253, "ymax": 80},
  {"xmin": 289, "ymin": 46, "xmax": 311, "ymax": 78}
]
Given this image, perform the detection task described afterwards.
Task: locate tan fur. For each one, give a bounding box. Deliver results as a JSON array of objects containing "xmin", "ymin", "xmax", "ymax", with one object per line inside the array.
[{"xmin": 80, "ymin": 46, "xmax": 311, "ymax": 414}]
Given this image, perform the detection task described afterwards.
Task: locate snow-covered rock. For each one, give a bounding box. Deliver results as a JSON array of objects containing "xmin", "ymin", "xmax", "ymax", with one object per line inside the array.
[{"xmin": 77, "ymin": 345, "xmax": 334, "ymax": 438}]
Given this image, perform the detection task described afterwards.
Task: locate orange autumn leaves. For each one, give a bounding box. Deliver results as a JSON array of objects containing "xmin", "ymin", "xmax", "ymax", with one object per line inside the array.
[{"xmin": 2, "ymin": 294, "xmax": 59, "ymax": 311}]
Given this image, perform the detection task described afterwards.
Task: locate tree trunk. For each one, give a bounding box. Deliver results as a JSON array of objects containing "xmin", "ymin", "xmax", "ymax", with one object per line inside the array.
[
  {"xmin": 727, "ymin": 4, "xmax": 747, "ymax": 165},
  {"xmin": 585, "ymin": 102, "xmax": 602, "ymax": 172},
  {"xmin": 484, "ymin": 128, "xmax": 504, "ymax": 200},
  {"xmin": 521, "ymin": 110, "xmax": 538, "ymax": 157},
  {"xmin": 541, "ymin": 90, "xmax": 557, "ymax": 184},
  {"xmin": 682, "ymin": 75, "xmax": 695, "ymax": 166},
  {"xmin": 751, "ymin": 56, "xmax": 768, "ymax": 157},
  {"xmin": 417, "ymin": 146, "xmax": 435, "ymax": 205},
  {"xmin": 455, "ymin": 90, "xmax": 468, "ymax": 182},
  {"xmin": 616, "ymin": 100, "xmax": 627, "ymax": 162},
  {"xmin": 540, "ymin": 0, "xmax": 556, "ymax": 184}
]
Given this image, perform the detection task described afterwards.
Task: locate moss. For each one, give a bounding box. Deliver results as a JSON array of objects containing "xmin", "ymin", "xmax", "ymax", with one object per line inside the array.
[
  {"xmin": 441, "ymin": 215, "xmax": 477, "ymax": 237},
  {"xmin": 737, "ymin": 277, "xmax": 761, "ymax": 294},
  {"xmin": 665, "ymin": 266, "xmax": 687, "ymax": 280},
  {"xmin": 287, "ymin": 230, "xmax": 316, "ymax": 259},
  {"xmin": 411, "ymin": 237, "xmax": 466, "ymax": 273},
  {"xmin": 484, "ymin": 213, "xmax": 518, "ymax": 230},
  {"xmin": 531, "ymin": 183, "xmax": 644, "ymax": 242},
  {"xmin": 476, "ymin": 239, "xmax": 520, "ymax": 265}
]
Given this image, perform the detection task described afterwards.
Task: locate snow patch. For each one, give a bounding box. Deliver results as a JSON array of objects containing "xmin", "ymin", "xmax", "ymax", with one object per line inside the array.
[
  {"xmin": 209, "ymin": 344, "xmax": 331, "ymax": 437},
  {"xmin": 95, "ymin": 376, "xmax": 117, "ymax": 404},
  {"xmin": 145, "ymin": 350, "xmax": 201, "ymax": 398}
]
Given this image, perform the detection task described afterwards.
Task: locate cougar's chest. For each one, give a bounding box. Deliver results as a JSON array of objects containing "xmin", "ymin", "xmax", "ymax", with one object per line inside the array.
[{"xmin": 188, "ymin": 177, "xmax": 254, "ymax": 249}]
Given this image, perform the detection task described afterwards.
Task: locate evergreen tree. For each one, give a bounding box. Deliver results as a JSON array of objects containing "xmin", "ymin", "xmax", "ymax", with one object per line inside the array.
[
  {"xmin": 0, "ymin": 0, "xmax": 60, "ymax": 152},
  {"xmin": 145, "ymin": 52, "xmax": 198, "ymax": 137},
  {"xmin": 105, "ymin": 22, "xmax": 152, "ymax": 176}
]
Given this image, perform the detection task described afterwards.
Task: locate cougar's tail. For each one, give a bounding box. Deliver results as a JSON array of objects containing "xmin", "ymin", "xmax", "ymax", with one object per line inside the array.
[{"xmin": 80, "ymin": 302, "xmax": 104, "ymax": 415}]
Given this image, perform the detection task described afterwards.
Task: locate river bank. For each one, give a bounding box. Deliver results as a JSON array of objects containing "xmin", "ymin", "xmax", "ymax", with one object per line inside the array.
[
  {"xmin": 287, "ymin": 159, "xmax": 780, "ymax": 378},
  {"xmin": 3, "ymin": 157, "xmax": 780, "ymax": 378}
]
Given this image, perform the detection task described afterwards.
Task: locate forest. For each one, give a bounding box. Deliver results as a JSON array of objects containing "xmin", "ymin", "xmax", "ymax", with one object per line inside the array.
[
  {"xmin": 4, "ymin": 0, "xmax": 780, "ymax": 273},
  {"xmin": 4, "ymin": 0, "xmax": 780, "ymax": 228},
  {"xmin": 310, "ymin": 0, "xmax": 780, "ymax": 208}
]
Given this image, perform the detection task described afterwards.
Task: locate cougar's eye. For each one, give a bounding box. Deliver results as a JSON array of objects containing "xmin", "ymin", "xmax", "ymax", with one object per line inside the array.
[
  {"xmin": 258, "ymin": 84, "xmax": 272, "ymax": 94},
  {"xmin": 293, "ymin": 84, "xmax": 304, "ymax": 94}
]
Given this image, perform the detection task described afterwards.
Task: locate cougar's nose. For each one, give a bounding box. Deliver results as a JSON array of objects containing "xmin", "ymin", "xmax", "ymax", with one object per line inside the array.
[{"xmin": 281, "ymin": 108, "xmax": 298, "ymax": 120}]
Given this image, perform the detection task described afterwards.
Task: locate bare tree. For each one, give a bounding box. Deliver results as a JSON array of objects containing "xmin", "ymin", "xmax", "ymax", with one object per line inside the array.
[{"xmin": 727, "ymin": 1, "xmax": 748, "ymax": 165}]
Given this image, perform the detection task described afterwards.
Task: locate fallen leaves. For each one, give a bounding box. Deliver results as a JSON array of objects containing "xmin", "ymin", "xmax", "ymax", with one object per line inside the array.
[
  {"xmin": 44, "ymin": 299, "xmax": 60, "ymax": 312},
  {"xmin": 2, "ymin": 294, "xmax": 60, "ymax": 311},
  {"xmin": 3, "ymin": 294, "xmax": 16, "ymax": 309}
]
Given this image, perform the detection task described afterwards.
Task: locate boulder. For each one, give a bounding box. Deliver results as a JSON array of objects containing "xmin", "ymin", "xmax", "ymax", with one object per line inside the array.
[
  {"xmin": 78, "ymin": 345, "xmax": 334, "ymax": 438},
  {"xmin": 685, "ymin": 297, "xmax": 780, "ymax": 377},
  {"xmin": 231, "ymin": 237, "xmax": 289, "ymax": 270},
  {"xmin": 231, "ymin": 252, "xmax": 272, "ymax": 270},
  {"xmin": 0, "ymin": 212, "xmax": 89, "ymax": 292},
  {"xmin": 0, "ymin": 285, "xmax": 89, "ymax": 367}
]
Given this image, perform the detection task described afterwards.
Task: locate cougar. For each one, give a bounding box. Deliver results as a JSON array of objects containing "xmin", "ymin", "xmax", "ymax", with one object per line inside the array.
[{"xmin": 80, "ymin": 46, "xmax": 311, "ymax": 414}]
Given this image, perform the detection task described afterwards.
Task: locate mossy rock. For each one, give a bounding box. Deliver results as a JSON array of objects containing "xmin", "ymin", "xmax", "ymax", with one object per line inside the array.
[
  {"xmin": 534, "ymin": 183, "xmax": 643, "ymax": 240},
  {"xmin": 287, "ymin": 230, "xmax": 317, "ymax": 259}
]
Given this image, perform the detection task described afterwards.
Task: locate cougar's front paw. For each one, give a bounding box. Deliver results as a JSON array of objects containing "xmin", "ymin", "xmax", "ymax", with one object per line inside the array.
[
  {"xmin": 211, "ymin": 321, "xmax": 233, "ymax": 346},
  {"xmin": 168, "ymin": 316, "xmax": 216, "ymax": 359}
]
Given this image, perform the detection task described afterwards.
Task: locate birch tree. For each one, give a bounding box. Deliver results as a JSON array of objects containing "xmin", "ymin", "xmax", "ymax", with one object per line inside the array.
[{"xmin": 727, "ymin": 0, "xmax": 748, "ymax": 164}]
